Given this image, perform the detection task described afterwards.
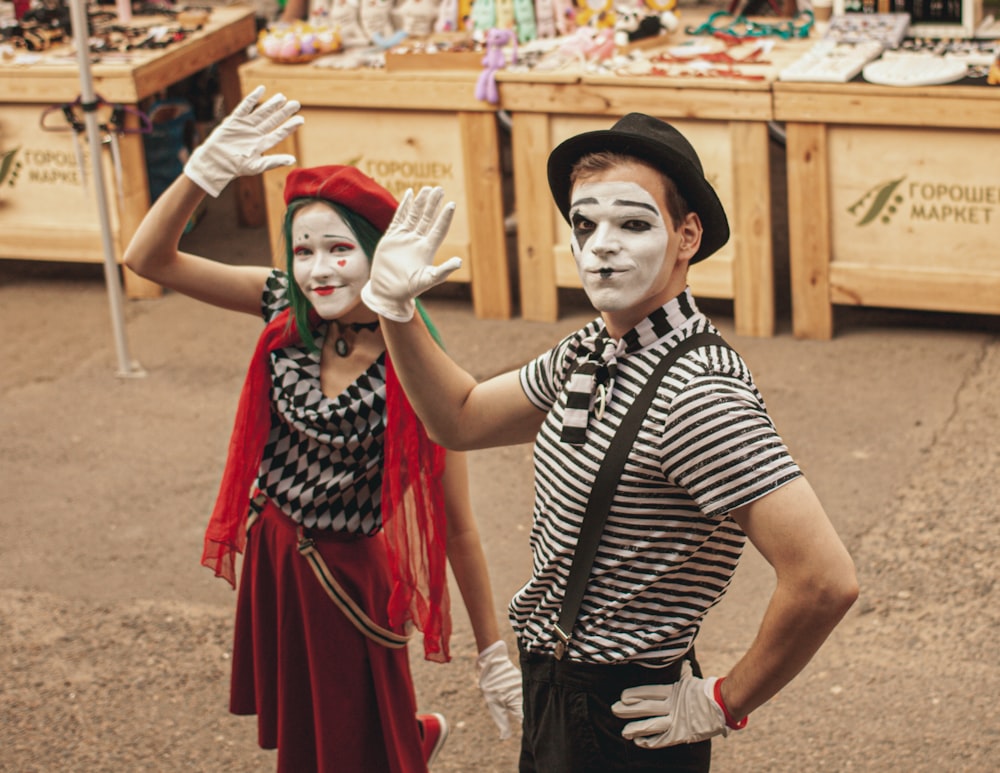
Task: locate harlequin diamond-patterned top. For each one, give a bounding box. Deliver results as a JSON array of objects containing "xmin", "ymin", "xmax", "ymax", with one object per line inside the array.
[{"xmin": 255, "ymin": 270, "xmax": 385, "ymax": 534}]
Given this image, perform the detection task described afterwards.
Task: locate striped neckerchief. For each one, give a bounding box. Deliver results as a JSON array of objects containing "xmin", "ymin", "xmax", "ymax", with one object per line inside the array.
[{"xmin": 560, "ymin": 290, "xmax": 699, "ymax": 446}]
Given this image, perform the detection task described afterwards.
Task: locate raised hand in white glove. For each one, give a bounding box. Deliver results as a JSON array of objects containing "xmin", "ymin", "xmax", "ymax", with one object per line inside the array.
[
  {"xmin": 476, "ymin": 640, "xmax": 524, "ymax": 740},
  {"xmin": 184, "ymin": 85, "xmax": 303, "ymax": 197},
  {"xmin": 361, "ymin": 186, "xmax": 463, "ymax": 322},
  {"xmin": 611, "ymin": 661, "xmax": 745, "ymax": 748}
]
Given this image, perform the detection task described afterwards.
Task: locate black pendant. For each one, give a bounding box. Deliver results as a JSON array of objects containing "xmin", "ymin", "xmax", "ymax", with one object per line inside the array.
[{"xmin": 334, "ymin": 337, "xmax": 350, "ymax": 357}]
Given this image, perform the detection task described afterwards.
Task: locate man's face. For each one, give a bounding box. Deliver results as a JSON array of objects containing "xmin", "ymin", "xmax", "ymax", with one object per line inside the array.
[
  {"xmin": 568, "ymin": 161, "xmax": 691, "ymax": 318},
  {"xmin": 291, "ymin": 202, "xmax": 370, "ymax": 320}
]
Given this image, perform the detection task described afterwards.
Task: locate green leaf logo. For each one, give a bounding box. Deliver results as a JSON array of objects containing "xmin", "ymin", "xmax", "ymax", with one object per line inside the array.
[
  {"xmin": 847, "ymin": 176, "xmax": 906, "ymax": 226},
  {"xmin": 0, "ymin": 147, "xmax": 22, "ymax": 188}
]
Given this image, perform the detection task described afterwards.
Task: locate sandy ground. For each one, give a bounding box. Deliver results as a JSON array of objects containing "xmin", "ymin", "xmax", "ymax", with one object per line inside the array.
[{"xmin": 2, "ymin": 177, "xmax": 999, "ymax": 772}]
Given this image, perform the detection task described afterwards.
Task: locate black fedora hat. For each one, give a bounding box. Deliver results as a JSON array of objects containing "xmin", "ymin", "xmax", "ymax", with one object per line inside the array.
[{"xmin": 547, "ymin": 113, "xmax": 730, "ymax": 264}]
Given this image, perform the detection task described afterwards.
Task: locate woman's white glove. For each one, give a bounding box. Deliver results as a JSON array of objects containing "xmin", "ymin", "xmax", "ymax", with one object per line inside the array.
[
  {"xmin": 612, "ymin": 661, "xmax": 741, "ymax": 748},
  {"xmin": 361, "ymin": 186, "xmax": 462, "ymax": 322},
  {"xmin": 184, "ymin": 85, "xmax": 303, "ymax": 197},
  {"xmin": 476, "ymin": 640, "xmax": 523, "ymax": 740}
]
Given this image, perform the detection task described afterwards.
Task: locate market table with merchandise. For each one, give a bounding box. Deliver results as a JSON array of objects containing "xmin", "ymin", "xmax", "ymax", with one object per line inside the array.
[
  {"xmin": 0, "ymin": 5, "xmax": 258, "ymax": 298},
  {"xmin": 495, "ymin": 34, "xmax": 809, "ymax": 338},
  {"xmin": 237, "ymin": 9, "xmax": 818, "ymax": 326}
]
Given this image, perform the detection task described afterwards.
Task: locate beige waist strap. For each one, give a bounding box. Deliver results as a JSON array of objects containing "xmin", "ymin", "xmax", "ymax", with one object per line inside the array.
[
  {"xmin": 296, "ymin": 527, "xmax": 411, "ymax": 649},
  {"xmin": 247, "ymin": 495, "xmax": 410, "ymax": 649}
]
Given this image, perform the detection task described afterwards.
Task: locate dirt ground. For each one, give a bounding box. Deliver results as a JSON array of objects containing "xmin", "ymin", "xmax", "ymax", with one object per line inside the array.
[{"xmin": 2, "ymin": 174, "xmax": 999, "ymax": 772}]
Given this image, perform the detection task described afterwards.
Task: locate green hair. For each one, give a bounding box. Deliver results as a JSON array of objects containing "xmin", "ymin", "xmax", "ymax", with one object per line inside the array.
[{"xmin": 282, "ymin": 198, "xmax": 444, "ymax": 352}]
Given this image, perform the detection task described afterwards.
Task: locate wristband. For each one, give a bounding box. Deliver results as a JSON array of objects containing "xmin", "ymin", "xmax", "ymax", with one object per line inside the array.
[{"xmin": 714, "ymin": 678, "xmax": 748, "ymax": 730}]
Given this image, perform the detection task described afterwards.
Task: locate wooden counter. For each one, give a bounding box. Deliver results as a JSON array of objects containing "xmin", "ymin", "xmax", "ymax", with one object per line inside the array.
[
  {"xmin": 238, "ymin": 57, "xmax": 513, "ymax": 320},
  {"xmin": 0, "ymin": 5, "xmax": 258, "ymax": 298},
  {"xmin": 774, "ymin": 78, "xmax": 1000, "ymax": 339},
  {"xmin": 500, "ymin": 73, "xmax": 776, "ymax": 336},
  {"xmin": 497, "ymin": 30, "xmax": 811, "ymax": 337}
]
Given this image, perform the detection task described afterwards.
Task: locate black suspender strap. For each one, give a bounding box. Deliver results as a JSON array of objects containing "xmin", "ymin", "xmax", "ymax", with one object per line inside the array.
[{"xmin": 552, "ymin": 331, "xmax": 730, "ymax": 660}]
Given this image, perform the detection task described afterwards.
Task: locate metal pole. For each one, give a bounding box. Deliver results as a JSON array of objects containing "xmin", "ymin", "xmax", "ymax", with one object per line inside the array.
[{"xmin": 68, "ymin": 0, "xmax": 145, "ymax": 378}]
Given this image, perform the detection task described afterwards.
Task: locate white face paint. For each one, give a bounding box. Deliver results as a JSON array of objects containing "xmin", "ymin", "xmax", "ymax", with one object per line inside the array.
[
  {"xmin": 291, "ymin": 202, "xmax": 370, "ymax": 320},
  {"xmin": 569, "ymin": 180, "xmax": 670, "ymax": 313}
]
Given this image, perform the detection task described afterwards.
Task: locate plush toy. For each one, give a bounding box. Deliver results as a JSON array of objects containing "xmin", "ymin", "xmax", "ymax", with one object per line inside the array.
[
  {"xmin": 558, "ymin": 24, "xmax": 614, "ymax": 62},
  {"xmin": 642, "ymin": 0, "xmax": 676, "ymax": 13},
  {"xmin": 458, "ymin": 0, "xmax": 476, "ymax": 30},
  {"xmin": 309, "ymin": 0, "xmax": 331, "ymax": 26},
  {"xmin": 475, "ymin": 28, "xmax": 517, "ymax": 104},
  {"xmin": 512, "ymin": 0, "xmax": 537, "ymax": 41},
  {"xmin": 612, "ymin": 2, "xmax": 676, "ymax": 47},
  {"xmin": 471, "ymin": 0, "xmax": 497, "ymax": 30},
  {"xmin": 534, "ymin": 0, "xmax": 557, "ymax": 37},
  {"xmin": 330, "ymin": 0, "xmax": 369, "ymax": 45},
  {"xmin": 399, "ymin": 0, "xmax": 441, "ymax": 35},
  {"xmin": 495, "ymin": 0, "xmax": 515, "ymax": 29},
  {"xmin": 573, "ymin": 0, "xmax": 614, "ymax": 29},
  {"xmin": 613, "ymin": 3, "xmax": 639, "ymax": 47},
  {"xmin": 360, "ymin": 0, "xmax": 396, "ymax": 42},
  {"xmin": 615, "ymin": 4, "xmax": 660, "ymax": 48},
  {"xmin": 585, "ymin": 25, "xmax": 615, "ymax": 59},
  {"xmin": 434, "ymin": 0, "xmax": 459, "ymax": 31},
  {"xmin": 553, "ymin": 0, "xmax": 575, "ymax": 34}
]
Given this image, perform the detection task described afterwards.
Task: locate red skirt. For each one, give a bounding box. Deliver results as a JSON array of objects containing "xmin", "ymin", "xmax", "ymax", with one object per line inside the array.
[{"xmin": 230, "ymin": 499, "xmax": 427, "ymax": 773}]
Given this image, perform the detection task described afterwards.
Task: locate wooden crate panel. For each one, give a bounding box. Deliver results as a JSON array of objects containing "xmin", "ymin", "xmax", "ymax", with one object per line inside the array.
[
  {"xmin": 828, "ymin": 125, "xmax": 1000, "ymax": 273},
  {"xmin": 295, "ymin": 107, "xmax": 472, "ymax": 283},
  {"xmin": 0, "ymin": 104, "xmax": 120, "ymax": 262},
  {"xmin": 545, "ymin": 115, "xmax": 735, "ymax": 298}
]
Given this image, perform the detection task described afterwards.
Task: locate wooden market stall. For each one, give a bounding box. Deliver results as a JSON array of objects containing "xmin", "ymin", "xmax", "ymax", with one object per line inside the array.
[
  {"xmin": 492, "ymin": 17, "xmax": 814, "ymax": 337},
  {"xmin": 499, "ymin": 64, "xmax": 783, "ymax": 336},
  {"xmin": 774, "ymin": 78, "xmax": 1000, "ymax": 339},
  {"xmin": 237, "ymin": 57, "xmax": 513, "ymax": 320},
  {"xmin": 0, "ymin": 5, "xmax": 259, "ymax": 298}
]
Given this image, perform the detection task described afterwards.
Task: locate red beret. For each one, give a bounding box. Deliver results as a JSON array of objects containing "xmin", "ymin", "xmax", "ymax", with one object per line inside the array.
[{"xmin": 283, "ymin": 165, "xmax": 398, "ymax": 233}]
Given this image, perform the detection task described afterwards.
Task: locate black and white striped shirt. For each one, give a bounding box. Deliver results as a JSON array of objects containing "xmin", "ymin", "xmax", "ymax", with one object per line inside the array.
[{"xmin": 513, "ymin": 289, "xmax": 801, "ymax": 665}]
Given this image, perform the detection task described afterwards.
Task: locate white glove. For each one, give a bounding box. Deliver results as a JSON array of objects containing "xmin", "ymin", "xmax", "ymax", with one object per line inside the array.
[
  {"xmin": 476, "ymin": 640, "xmax": 523, "ymax": 740},
  {"xmin": 361, "ymin": 186, "xmax": 463, "ymax": 322},
  {"xmin": 184, "ymin": 85, "xmax": 303, "ymax": 197},
  {"xmin": 612, "ymin": 661, "xmax": 740, "ymax": 748}
]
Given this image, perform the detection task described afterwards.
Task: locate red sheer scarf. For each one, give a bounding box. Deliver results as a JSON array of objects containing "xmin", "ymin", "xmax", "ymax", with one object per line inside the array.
[
  {"xmin": 201, "ymin": 309, "xmax": 451, "ymax": 662},
  {"xmin": 383, "ymin": 355, "xmax": 451, "ymax": 662}
]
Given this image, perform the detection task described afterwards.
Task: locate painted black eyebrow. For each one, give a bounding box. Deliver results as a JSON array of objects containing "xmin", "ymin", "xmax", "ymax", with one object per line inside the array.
[
  {"xmin": 614, "ymin": 199, "xmax": 659, "ymax": 214},
  {"xmin": 569, "ymin": 196, "xmax": 599, "ymax": 211},
  {"xmin": 569, "ymin": 197, "xmax": 659, "ymax": 215}
]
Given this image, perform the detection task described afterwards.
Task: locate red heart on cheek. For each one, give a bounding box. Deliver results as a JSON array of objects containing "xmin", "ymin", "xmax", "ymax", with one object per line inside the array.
[{"xmin": 337, "ymin": 259, "xmax": 347, "ymax": 267}]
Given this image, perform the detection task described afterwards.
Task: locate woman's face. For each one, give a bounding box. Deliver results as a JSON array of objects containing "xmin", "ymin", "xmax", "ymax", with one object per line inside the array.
[{"xmin": 291, "ymin": 202, "xmax": 371, "ymax": 320}]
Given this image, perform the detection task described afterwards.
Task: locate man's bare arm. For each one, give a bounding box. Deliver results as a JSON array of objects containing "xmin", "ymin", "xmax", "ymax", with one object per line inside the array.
[
  {"xmin": 381, "ymin": 315, "xmax": 545, "ymax": 450},
  {"xmin": 721, "ymin": 476, "xmax": 860, "ymax": 720}
]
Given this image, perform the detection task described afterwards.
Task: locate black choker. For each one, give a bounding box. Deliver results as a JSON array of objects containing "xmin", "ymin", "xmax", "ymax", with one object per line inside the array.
[{"xmin": 329, "ymin": 319, "xmax": 380, "ymax": 357}]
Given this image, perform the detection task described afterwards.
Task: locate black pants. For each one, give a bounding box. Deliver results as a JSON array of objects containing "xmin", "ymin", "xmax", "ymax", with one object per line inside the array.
[{"xmin": 518, "ymin": 646, "xmax": 712, "ymax": 773}]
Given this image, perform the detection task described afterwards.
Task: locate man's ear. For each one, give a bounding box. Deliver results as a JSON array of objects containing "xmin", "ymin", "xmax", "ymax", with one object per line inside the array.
[{"xmin": 676, "ymin": 212, "xmax": 703, "ymax": 266}]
